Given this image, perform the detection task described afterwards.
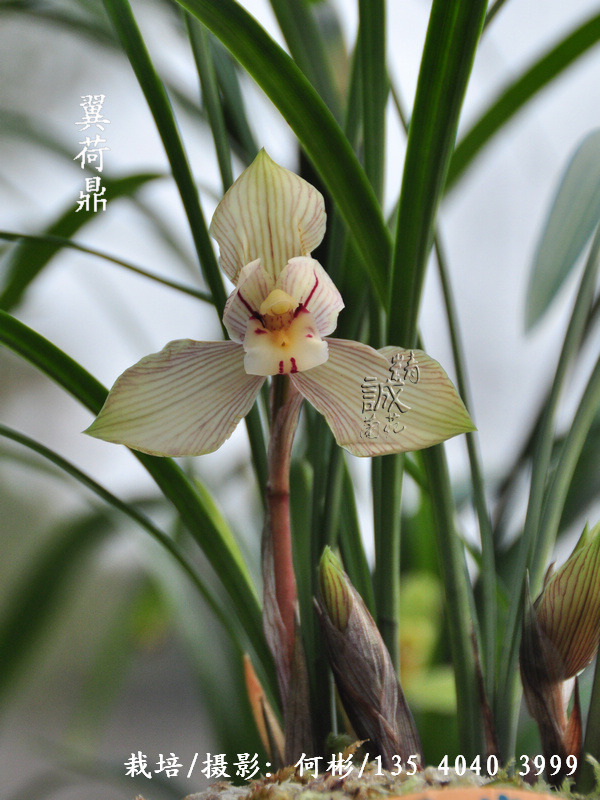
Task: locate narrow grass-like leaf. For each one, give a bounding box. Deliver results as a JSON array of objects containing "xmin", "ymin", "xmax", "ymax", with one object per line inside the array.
[
  {"xmin": 448, "ymin": 11, "xmax": 600, "ymax": 192},
  {"xmin": 434, "ymin": 235, "xmax": 496, "ymax": 700},
  {"xmin": 0, "ymin": 109, "xmax": 73, "ymax": 160},
  {"xmin": 174, "ymin": 0, "xmax": 390, "ymax": 304},
  {"xmin": 186, "ymin": 15, "xmax": 234, "ymax": 190},
  {"xmin": 4, "ymin": 1, "xmax": 116, "ymax": 48},
  {"xmin": 210, "ymin": 39, "xmax": 258, "ymax": 162},
  {"xmin": 483, "ymin": 0, "xmax": 512, "ymax": 30},
  {"xmin": 0, "ymin": 424, "xmax": 241, "ymax": 647},
  {"xmin": 0, "ymin": 173, "xmax": 162, "ymax": 311},
  {"xmin": 358, "ymin": 0, "xmax": 387, "ymax": 201},
  {"xmin": 338, "ymin": 463, "xmax": 376, "ymax": 617},
  {"xmin": 559, "ymin": 409, "xmax": 600, "ymax": 530},
  {"xmin": 372, "ymin": 453, "xmax": 403, "ymax": 668},
  {"xmin": 421, "ymin": 445, "xmax": 484, "ymax": 758},
  {"xmin": 526, "ymin": 130, "xmax": 600, "ymax": 329},
  {"xmin": 0, "ymin": 230, "xmax": 212, "ymax": 302},
  {"xmin": 534, "ymin": 354, "xmax": 600, "ymax": 588},
  {"xmin": 577, "ymin": 651, "xmax": 600, "ymax": 792},
  {"xmin": 386, "ymin": 2, "xmax": 486, "ymax": 719},
  {"xmin": 268, "ymin": 0, "xmax": 341, "ymax": 120},
  {"xmin": 0, "ymin": 310, "xmax": 274, "ymax": 687},
  {"xmin": 102, "ymin": 0, "xmax": 228, "ymax": 317},
  {"xmin": 389, "ymin": 0, "xmax": 487, "ymax": 347},
  {"xmin": 0, "ymin": 513, "xmax": 111, "ymax": 703}
]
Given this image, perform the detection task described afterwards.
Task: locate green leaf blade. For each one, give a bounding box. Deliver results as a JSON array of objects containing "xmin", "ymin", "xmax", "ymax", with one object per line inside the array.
[
  {"xmin": 526, "ymin": 129, "xmax": 600, "ymax": 329},
  {"xmin": 448, "ymin": 11, "xmax": 600, "ymax": 192},
  {"xmin": 389, "ymin": 0, "xmax": 487, "ymax": 347},
  {"xmin": 0, "ymin": 173, "xmax": 162, "ymax": 312}
]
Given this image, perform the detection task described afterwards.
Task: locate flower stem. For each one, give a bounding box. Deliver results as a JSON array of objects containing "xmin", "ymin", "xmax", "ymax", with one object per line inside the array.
[{"xmin": 266, "ymin": 376, "xmax": 303, "ymax": 664}]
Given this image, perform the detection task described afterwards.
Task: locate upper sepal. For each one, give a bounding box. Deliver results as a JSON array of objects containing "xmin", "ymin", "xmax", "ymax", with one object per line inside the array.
[{"xmin": 210, "ymin": 149, "xmax": 326, "ymax": 285}]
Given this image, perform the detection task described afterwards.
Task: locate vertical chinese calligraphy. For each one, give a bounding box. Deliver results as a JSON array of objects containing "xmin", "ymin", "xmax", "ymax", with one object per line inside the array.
[
  {"xmin": 74, "ymin": 95, "xmax": 110, "ymax": 212},
  {"xmin": 361, "ymin": 351, "xmax": 420, "ymax": 441}
]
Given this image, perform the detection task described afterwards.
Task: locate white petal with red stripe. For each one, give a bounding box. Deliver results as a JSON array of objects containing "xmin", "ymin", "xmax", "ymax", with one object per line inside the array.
[
  {"xmin": 243, "ymin": 312, "xmax": 327, "ymax": 376},
  {"xmin": 223, "ymin": 259, "xmax": 273, "ymax": 342},
  {"xmin": 277, "ymin": 257, "xmax": 344, "ymax": 337},
  {"xmin": 292, "ymin": 340, "xmax": 475, "ymax": 456},
  {"xmin": 85, "ymin": 340, "xmax": 264, "ymax": 456},
  {"xmin": 210, "ymin": 149, "xmax": 326, "ymax": 284}
]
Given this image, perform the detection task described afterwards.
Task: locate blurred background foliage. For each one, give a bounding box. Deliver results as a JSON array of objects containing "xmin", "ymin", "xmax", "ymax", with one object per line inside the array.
[{"xmin": 1, "ymin": 0, "xmax": 600, "ymax": 797}]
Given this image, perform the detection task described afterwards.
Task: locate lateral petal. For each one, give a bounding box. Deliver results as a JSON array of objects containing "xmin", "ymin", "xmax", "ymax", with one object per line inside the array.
[
  {"xmin": 210, "ymin": 149, "xmax": 326, "ymax": 284},
  {"xmin": 85, "ymin": 340, "xmax": 264, "ymax": 456},
  {"xmin": 277, "ymin": 257, "xmax": 344, "ymax": 337},
  {"xmin": 291, "ymin": 340, "xmax": 475, "ymax": 457},
  {"xmin": 223, "ymin": 259, "xmax": 273, "ymax": 342}
]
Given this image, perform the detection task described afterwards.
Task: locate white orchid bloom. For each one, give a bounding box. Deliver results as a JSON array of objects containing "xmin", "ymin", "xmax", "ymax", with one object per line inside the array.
[{"xmin": 86, "ymin": 150, "xmax": 474, "ymax": 457}]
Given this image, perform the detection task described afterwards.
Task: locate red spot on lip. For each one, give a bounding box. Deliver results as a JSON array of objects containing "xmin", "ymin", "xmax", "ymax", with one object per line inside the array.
[
  {"xmin": 278, "ymin": 360, "xmax": 284, "ymax": 374},
  {"xmin": 254, "ymin": 328, "xmax": 267, "ymax": 334},
  {"xmin": 290, "ymin": 358, "xmax": 298, "ymax": 373}
]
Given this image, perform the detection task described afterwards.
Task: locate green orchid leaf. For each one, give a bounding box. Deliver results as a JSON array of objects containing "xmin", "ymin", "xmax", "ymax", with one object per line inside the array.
[
  {"xmin": 0, "ymin": 512, "xmax": 111, "ymax": 703},
  {"xmin": 0, "ymin": 230, "xmax": 211, "ymax": 302},
  {"xmin": 358, "ymin": 0, "xmax": 386, "ymax": 200},
  {"xmin": 448, "ymin": 11, "xmax": 600, "ymax": 192},
  {"xmin": 0, "ymin": 173, "xmax": 163, "ymax": 311},
  {"xmin": 338, "ymin": 463, "xmax": 376, "ymax": 617},
  {"xmin": 186, "ymin": 16, "xmax": 234, "ymax": 190},
  {"xmin": 0, "ymin": 424, "xmax": 242, "ymax": 648},
  {"xmin": 560, "ymin": 409, "xmax": 600, "ymax": 531},
  {"xmin": 209, "ymin": 37, "xmax": 259, "ymax": 162},
  {"xmin": 389, "ymin": 0, "xmax": 487, "ymax": 347},
  {"xmin": 268, "ymin": 0, "xmax": 341, "ymax": 120},
  {"xmin": 525, "ymin": 130, "xmax": 600, "ymax": 329},
  {"xmin": 0, "ymin": 108, "xmax": 73, "ymax": 160}
]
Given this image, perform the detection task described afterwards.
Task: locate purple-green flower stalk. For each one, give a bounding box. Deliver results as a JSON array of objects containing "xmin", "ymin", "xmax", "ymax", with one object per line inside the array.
[
  {"xmin": 85, "ymin": 150, "xmax": 474, "ymax": 459},
  {"xmin": 520, "ymin": 522, "xmax": 600, "ymax": 784}
]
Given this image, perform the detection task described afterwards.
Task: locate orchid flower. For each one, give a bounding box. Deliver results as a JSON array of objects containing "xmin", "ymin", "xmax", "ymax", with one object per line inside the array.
[{"xmin": 86, "ymin": 150, "xmax": 474, "ymax": 457}]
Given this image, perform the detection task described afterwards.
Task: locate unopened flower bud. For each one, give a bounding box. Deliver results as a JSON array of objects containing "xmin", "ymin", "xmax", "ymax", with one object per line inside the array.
[
  {"xmin": 316, "ymin": 547, "xmax": 422, "ymax": 769},
  {"xmin": 318, "ymin": 545, "xmax": 352, "ymax": 632},
  {"xmin": 535, "ymin": 522, "xmax": 600, "ymax": 679},
  {"xmin": 519, "ymin": 522, "xmax": 600, "ymax": 785}
]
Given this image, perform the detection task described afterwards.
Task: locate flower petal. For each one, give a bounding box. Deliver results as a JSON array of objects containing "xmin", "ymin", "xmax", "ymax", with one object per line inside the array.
[
  {"xmin": 210, "ymin": 149, "xmax": 326, "ymax": 284},
  {"xmin": 277, "ymin": 256, "xmax": 344, "ymax": 337},
  {"xmin": 85, "ymin": 340, "xmax": 264, "ymax": 456},
  {"xmin": 223, "ymin": 259, "xmax": 274, "ymax": 342},
  {"xmin": 243, "ymin": 312, "xmax": 328, "ymax": 376},
  {"xmin": 291, "ymin": 340, "xmax": 475, "ymax": 457}
]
